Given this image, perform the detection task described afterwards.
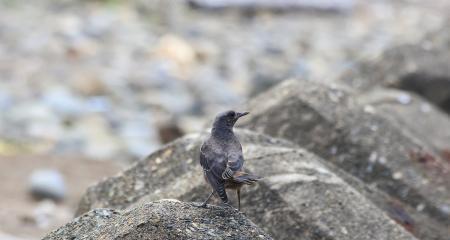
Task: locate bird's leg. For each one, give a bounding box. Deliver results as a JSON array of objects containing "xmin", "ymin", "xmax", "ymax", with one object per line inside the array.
[
  {"xmin": 195, "ymin": 190, "xmax": 214, "ymax": 208},
  {"xmin": 237, "ymin": 188, "xmax": 241, "ymax": 211}
]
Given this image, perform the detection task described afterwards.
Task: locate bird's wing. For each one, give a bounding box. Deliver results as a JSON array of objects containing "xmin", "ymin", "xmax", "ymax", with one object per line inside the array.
[
  {"xmin": 200, "ymin": 142, "xmax": 227, "ymax": 172},
  {"xmin": 199, "ymin": 143, "xmax": 210, "ymax": 170},
  {"xmin": 199, "ymin": 143, "xmax": 228, "ymax": 203}
]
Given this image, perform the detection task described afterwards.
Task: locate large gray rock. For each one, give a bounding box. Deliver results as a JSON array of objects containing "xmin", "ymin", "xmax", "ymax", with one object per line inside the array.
[
  {"xmin": 76, "ymin": 130, "xmax": 416, "ymax": 240},
  {"xmin": 355, "ymin": 88, "xmax": 450, "ymax": 153},
  {"xmin": 239, "ymin": 79, "xmax": 450, "ymax": 239},
  {"xmin": 340, "ymin": 26, "xmax": 450, "ymax": 114},
  {"xmin": 44, "ymin": 200, "xmax": 273, "ymax": 240}
]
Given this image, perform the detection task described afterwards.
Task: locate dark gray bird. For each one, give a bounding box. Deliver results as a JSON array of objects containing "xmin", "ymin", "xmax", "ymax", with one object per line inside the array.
[{"xmin": 197, "ymin": 110, "xmax": 261, "ymax": 210}]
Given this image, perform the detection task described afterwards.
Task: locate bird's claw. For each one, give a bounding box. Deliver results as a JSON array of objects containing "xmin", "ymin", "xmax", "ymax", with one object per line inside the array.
[
  {"xmin": 193, "ymin": 202, "xmax": 208, "ymax": 208},
  {"xmin": 221, "ymin": 202, "xmax": 237, "ymax": 211}
]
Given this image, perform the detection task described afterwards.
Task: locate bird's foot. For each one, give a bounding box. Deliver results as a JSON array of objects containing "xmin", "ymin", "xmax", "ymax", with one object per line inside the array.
[
  {"xmin": 221, "ymin": 202, "xmax": 237, "ymax": 211},
  {"xmin": 193, "ymin": 202, "xmax": 208, "ymax": 208}
]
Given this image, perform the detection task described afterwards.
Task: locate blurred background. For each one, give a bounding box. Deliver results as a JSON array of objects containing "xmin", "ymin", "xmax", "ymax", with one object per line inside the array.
[{"xmin": 0, "ymin": 0, "xmax": 448, "ymax": 239}]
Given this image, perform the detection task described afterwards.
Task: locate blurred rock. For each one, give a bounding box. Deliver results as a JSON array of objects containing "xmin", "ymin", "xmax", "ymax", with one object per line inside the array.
[
  {"xmin": 32, "ymin": 200, "xmax": 57, "ymax": 229},
  {"xmin": 355, "ymin": 88, "xmax": 450, "ymax": 152},
  {"xmin": 70, "ymin": 73, "xmax": 108, "ymax": 97},
  {"xmin": 141, "ymin": 88, "xmax": 195, "ymax": 115},
  {"xmin": 239, "ymin": 79, "xmax": 450, "ymax": 239},
  {"xmin": 340, "ymin": 24, "xmax": 450, "ymax": 114},
  {"xmin": 190, "ymin": 68, "xmax": 242, "ymax": 109},
  {"xmin": 156, "ymin": 121, "xmax": 185, "ymax": 144},
  {"xmin": 154, "ymin": 34, "xmax": 197, "ymax": 78},
  {"xmin": 41, "ymin": 87, "xmax": 86, "ymax": 117},
  {"xmin": 84, "ymin": 96, "xmax": 112, "ymax": 113},
  {"xmin": 0, "ymin": 89, "xmax": 13, "ymax": 111},
  {"xmin": 29, "ymin": 169, "xmax": 66, "ymax": 202},
  {"xmin": 0, "ymin": 0, "xmax": 448, "ymax": 162},
  {"xmin": 45, "ymin": 200, "xmax": 273, "ymax": 240},
  {"xmin": 119, "ymin": 117, "xmax": 158, "ymax": 158},
  {"xmin": 74, "ymin": 114, "xmax": 123, "ymax": 160},
  {"xmin": 188, "ymin": 0, "xmax": 355, "ymax": 12},
  {"xmin": 76, "ymin": 130, "xmax": 415, "ymax": 240}
]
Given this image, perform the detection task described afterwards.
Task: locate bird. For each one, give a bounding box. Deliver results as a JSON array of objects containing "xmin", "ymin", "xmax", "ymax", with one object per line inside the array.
[{"xmin": 197, "ymin": 110, "xmax": 261, "ymax": 210}]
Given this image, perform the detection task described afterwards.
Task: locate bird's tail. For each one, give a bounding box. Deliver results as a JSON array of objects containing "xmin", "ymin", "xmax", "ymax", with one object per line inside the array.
[{"xmin": 232, "ymin": 171, "xmax": 262, "ymax": 185}]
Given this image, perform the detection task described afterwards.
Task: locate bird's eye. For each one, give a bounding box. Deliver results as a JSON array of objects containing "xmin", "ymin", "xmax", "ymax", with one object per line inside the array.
[{"xmin": 228, "ymin": 111, "xmax": 235, "ymax": 118}]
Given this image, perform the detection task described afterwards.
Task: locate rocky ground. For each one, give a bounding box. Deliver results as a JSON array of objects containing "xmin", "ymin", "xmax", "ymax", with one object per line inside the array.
[
  {"xmin": 44, "ymin": 200, "xmax": 273, "ymax": 240},
  {"xmin": 45, "ymin": 12, "xmax": 450, "ymax": 240},
  {"xmin": 1, "ymin": 0, "xmax": 450, "ymax": 239}
]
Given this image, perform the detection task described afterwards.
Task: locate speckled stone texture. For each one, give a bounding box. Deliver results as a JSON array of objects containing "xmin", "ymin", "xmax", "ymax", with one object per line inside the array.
[
  {"xmin": 75, "ymin": 130, "xmax": 416, "ymax": 240},
  {"xmin": 44, "ymin": 200, "xmax": 273, "ymax": 240},
  {"xmin": 239, "ymin": 79, "xmax": 450, "ymax": 239}
]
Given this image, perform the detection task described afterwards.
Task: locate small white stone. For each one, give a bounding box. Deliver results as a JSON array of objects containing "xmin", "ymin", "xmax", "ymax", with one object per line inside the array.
[
  {"xmin": 416, "ymin": 203, "xmax": 425, "ymax": 212},
  {"xmin": 369, "ymin": 152, "xmax": 377, "ymax": 163},
  {"xmin": 363, "ymin": 105, "xmax": 376, "ymax": 114},
  {"xmin": 396, "ymin": 93, "xmax": 411, "ymax": 105},
  {"xmin": 393, "ymin": 172, "xmax": 403, "ymax": 180}
]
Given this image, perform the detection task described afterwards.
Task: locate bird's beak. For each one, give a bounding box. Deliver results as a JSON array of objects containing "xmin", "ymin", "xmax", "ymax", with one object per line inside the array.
[{"xmin": 236, "ymin": 111, "xmax": 250, "ymax": 119}]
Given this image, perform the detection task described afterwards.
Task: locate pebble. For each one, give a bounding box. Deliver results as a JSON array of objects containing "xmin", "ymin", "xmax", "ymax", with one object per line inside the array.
[
  {"xmin": 33, "ymin": 200, "xmax": 57, "ymax": 228},
  {"xmin": 29, "ymin": 169, "xmax": 66, "ymax": 201},
  {"xmin": 42, "ymin": 87, "xmax": 86, "ymax": 116},
  {"xmin": 396, "ymin": 93, "xmax": 412, "ymax": 105},
  {"xmin": 392, "ymin": 172, "xmax": 403, "ymax": 180}
]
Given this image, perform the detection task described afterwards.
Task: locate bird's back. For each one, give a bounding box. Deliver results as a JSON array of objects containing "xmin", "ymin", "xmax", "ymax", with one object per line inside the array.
[{"xmin": 200, "ymin": 133, "xmax": 244, "ymax": 170}]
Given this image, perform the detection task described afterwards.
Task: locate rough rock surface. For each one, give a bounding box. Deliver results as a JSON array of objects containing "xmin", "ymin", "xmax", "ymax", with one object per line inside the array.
[
  {"xmin": 76, "ymin": 130, "xmax": 416, "ymax": 240},
  {"xmin": 340, "ymin": 25, "xmax": 450, "ymax": 114},
  {"xmin": 355, "ymin": 88, "xmax": 450, "ymax": 153},
  {"xmin": 239, "ymin": 79, "xmax": 450, "ymax": 239},
  {"xmin": 44, "ymin": 199, "xmax": 273, "ymax": 240}
]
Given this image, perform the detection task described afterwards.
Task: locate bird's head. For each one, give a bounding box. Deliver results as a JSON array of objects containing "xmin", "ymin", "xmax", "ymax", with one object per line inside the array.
[{"xmin": 213, "ymin": 110, "xmax": 249, "ymax": 130}]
